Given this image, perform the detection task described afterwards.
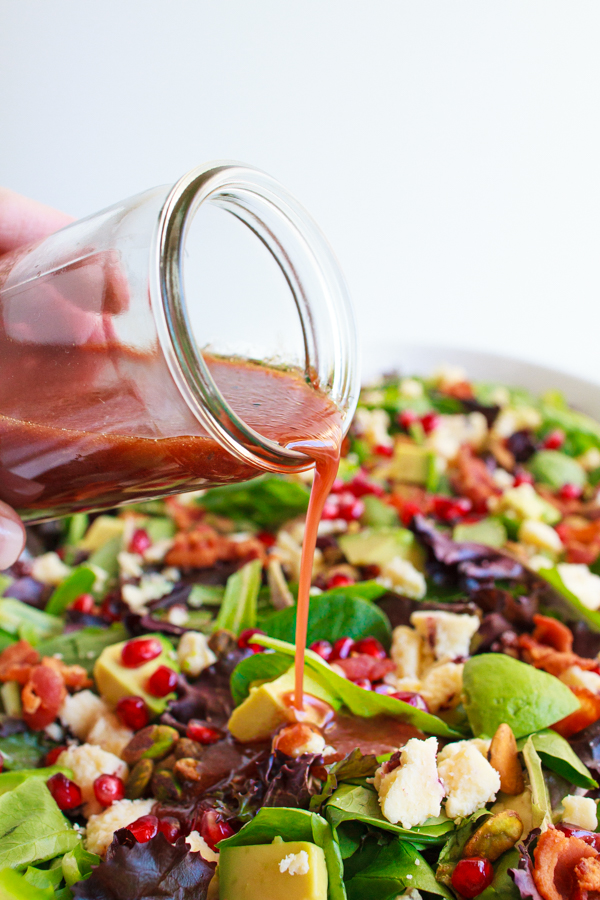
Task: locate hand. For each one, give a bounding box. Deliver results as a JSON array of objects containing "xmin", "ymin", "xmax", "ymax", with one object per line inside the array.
[{"xmin": 0, "ymin": 187, "xmax": 73, "ymax": 567}]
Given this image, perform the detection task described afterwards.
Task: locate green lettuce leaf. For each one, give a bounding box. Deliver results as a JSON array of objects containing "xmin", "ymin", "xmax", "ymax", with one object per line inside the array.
[
  {"xmin": 522, "ymin": 736, "xmax": 552, "ymax": 830},
  {"xmin": 217, "ymin": 806, "xmax": 346, "ymax": 900},
  {"xmin": 0, "ymin": 599, "xmax": 63, "ymax": 645},
  {"xmin": 45, "ymin": 567, "xmax": 96, "ymax": 616},
  {"xmin": 260, "ymin": 594, "xmax": 392, "ymax": 649},
  {"xmin": 517, "ymin": 729, "xmax": 597, "ymax": 789},
  {"xmin": 537, "ymin": 566, "xmax": 600, "ymax": 633},
  {"xmin": 199, "ymin": 476, "xmax": 310, "ymax": 529},
  {"xmin": 0, "ymin": 779, "xmax": 80, "ymax": 869},
  {"xmin": 36, "ymin": 624, "xmax": 128, "ymax": 675},
  {"xmin": 215, "ymin": 559, "xmax": 262, "ymax": 636},
  {"xmin": 344, "ymin": 835, "xmax": 452, "ymax": 900}
]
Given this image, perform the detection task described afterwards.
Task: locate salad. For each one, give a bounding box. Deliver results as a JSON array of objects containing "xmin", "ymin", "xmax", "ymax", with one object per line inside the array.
[{"xmin": 2, "ymin": 363, "xmax": 600, "ymax": 900}]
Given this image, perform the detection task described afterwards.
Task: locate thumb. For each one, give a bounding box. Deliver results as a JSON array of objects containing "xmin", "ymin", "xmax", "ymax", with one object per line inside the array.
[{"xmin": 0, "ymin": 501, "xmax": 26, "ymax": 570}]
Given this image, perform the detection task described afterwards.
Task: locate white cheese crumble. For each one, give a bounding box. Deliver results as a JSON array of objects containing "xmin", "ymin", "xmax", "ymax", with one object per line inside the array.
[
  {"xmin": 31, "ymin": 552, "xmax": 71, "ymax": 586},
  {"xmin": 492, "ymin": 407, "xmax": 542, "ymax": 439},
  {"xmin": 167, "ymin": 605, "xmax": 189, "ymax": 626},
  {"xmin": 561, "ymin": 795, "xmax": 598, "ymax": 832},
  {"xmin": 59, "ymin": 690, "xmax": 110, "ymax": 741},
  {"xmin": 121, "ymin": 573, "xmax": 174, "ymax": 614},
  {"xmin": 399, "ymin": 378, "xmax": 424, "ymax": 399},
  {"xmin": 117, "ymin": 551, "xmax": 144, "ymax": 579},
  {"xmin": 391, "ymin": 626, "xmax": 422, "ymax": 679},
  {"xmin": 279, "ymin": 850, "xmax": 310, "ymax": 876},
  {"xmin": 418, "ymin": 661, "xmax": 464, "ymax": 713},
  {"xmin": 57, "ymin": 743, "xmax": 128, "ymax": 817},
  {"xmin": 557, "ymin": 564, "xmax": 600, "ymax": 611},
  {"xmin": 560, "ymin": 666, "xmax": 600, "ymax": 695},
  {"xmin": 87, "ymin": 712, "xmax": 134, "ymax": 758},
  {"xmin": 85, "ymin": 798, "xmax": 154, "ymax": 856},
  {"xmin": 186, "ymin": 830, "xmax": 219, "ymax": 861},
  {"xmin": 518, "ymin": 519, "xmax": 563, "ymax": 555},
  {"xmin": 354, "ymin": 407, "xmax": 393, "ymax": 449},
  {"xmin": 177, "ymin": 631, "xmax": 217, "ymax": 678},
  {"xmin": 437, "ymin": 741, "xmax": 500, "ymax": 819},
  {"xmin": 410, "ymin": 611, "xmax": 479, "ymax": 662},
  {"xmin": 374, "ymin": 737, "xmax": 444, "ymax": 828},
  {"xmin": 377, "ymin": 557, "xmax": 426, "ymax": 600}
]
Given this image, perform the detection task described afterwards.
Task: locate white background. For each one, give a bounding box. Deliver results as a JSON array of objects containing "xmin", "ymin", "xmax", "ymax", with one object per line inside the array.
[{"xmin": 2, "ymin": 1, "xmax": 600, "ymax": 383}]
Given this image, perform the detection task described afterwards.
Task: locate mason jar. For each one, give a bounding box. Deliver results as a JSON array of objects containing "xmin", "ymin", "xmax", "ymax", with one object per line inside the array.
[{"xmin": 0, "ymin": 162, "xmax": 359, "ymax": 522}]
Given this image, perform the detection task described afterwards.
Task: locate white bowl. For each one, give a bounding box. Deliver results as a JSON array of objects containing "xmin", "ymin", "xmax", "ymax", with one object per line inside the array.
[{"xmin": 361, "ymin": 342, "xmax": 600, "ymax": 420}]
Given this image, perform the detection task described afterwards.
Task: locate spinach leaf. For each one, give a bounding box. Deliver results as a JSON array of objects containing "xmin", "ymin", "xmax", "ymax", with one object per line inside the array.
[
  {"xmin": 310, "ymin": 750, "xmax": 380, "ymax": 811},
  {"xmin": 199, "ymin": 476, "xmax": 311, "ymax": 529},
  {"xmin": 516, "ymin": 729, "xmax": 597, "ymax": 789},
  {"xmin": 436, "ymin": 809, "xmax": 490, "ymax": 884},
  {"xmin": 46, "ymin": 567, "xmax": 96, "ymax": 616},
  {"xmin": 230, "ymin": 651, "xmax": 292, "ymax": 707},
  {"xmin": 261, "ymin": 594, "xmax": 392, "ymax": 649},
  {"xmin": 37, "ymin": 624, "xmax": 128, "ymax": 675},
  {"xmin": 87, "ymin": 536, "xmax": 121, "ymax": 581},
  {"xmin": 0, "ymin": 730, "xmax": 54, "ymax": 771},
  {"xmin": 326, "ymin": 784, "xmax": 454, "ymax": 845},
  {"xmin": 344, "ymin": 836, "xmax": 452, "ymax": 900},
  {"xmin": 215, "ymin": 559, "xmax": 262, "ymax": 636},
  {"xmin": 253, "ymin": 634, "xmax": 463, "ymax": 738},
  {"xmin": 479, "ymin": 847, "xmax": 521, "ymax": 900},
  {"xmin": 537, "ymin": 566, "xmax": 600, "ymax": 633},
  {"xmin": 218, "ymin": 806, "xmax": 346, "ymax": 900},
  {"xmin": 0, "ymin": 779, "xmax": 80, "ymax": 869},
  {"xmin": 0, "ymin": 599, "xmax": 63, "ymax": 645}
]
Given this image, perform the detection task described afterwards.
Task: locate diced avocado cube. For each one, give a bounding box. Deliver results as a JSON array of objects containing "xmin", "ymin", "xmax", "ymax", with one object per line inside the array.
[
  {"xmin": 453, "ymin": 517, "xmax": 507, "ymax": 549},
  {"xmin": 339, "ymin": 526, "xmax": 424, "ymax": 569},
  {"xmin": 227, "ymin": 667, "xmax": 339, "ymax": 743},
  {"xmin": 527, "ymin": 450, "xmax": 586, "ymax": 490},
  {"xmin": 495, "ymin": 484, "xmax": 560, "ymax": 525},
  {"xmin": 93, "ymin": 634, "xmax": 178, "ymax": 716},
  {"xmin": 219, "ymin": 840, "xmax": 328, "ymax": 900},
  {"xmin": 78, "ymin": 516, "xmax": 125, "ymax": 552},
  {"xmin": 360, "ymin": 495, "xmax": 399, "ymax": 527},
  {"xmin": 388, "ymin": 443, "xmax": 434, "ymax": 485}
]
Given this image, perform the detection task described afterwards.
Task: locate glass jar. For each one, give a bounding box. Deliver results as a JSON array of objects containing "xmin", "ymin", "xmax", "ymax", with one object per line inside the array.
[{"xmin": 0, "ymin": 162, "xmax": 359, "ymax": 522}]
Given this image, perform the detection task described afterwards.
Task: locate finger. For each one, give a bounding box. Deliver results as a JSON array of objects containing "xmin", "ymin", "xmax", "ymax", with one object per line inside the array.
[
  {"xmin": 0, "ymin": 187, "xmax": 73, "ymax": 255},
  {"xmin": 0, "ymin": 501, "xmax": 26, "ymax": 570}
]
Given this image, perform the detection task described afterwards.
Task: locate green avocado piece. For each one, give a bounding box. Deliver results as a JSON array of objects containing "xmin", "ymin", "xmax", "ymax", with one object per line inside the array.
[
  {"xmin": 496, "ymin": 484, "xmax": 561, "ymax": 525},
  {"xmin": 93, "ymin": 634, "xmax": 178, "ymax": 716},
  {"xmin": 389, "ymin": 443, "xmax": 436, "ymax": 486},
  {"xmin": 227, "ymin": 666, "xmax": 340, "ymax": 743},
  {"xmin": 453, "ymin": 518, "xmax": 507, "ymax": 548},
  {"xmin": 338, "ymin": 527, "xmax": 424, "ymax": 569},
  {"xmin": 218, "ymin": 839, "xmax": 328, "ymax": 900},
  {"xmin": 527, "ymin": 450, "xmax": 586, "ymax": 490},
  {"xmin": 462, "ymin": 654, "xmax": 580, "ymax": 739},
  {"xmin": 360, "ymin": 495, "xmax": 399, "ymax": 527}
]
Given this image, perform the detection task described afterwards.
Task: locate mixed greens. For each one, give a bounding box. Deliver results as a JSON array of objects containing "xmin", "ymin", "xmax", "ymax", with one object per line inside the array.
[{"xmin": 2, "ymin": 364, "xmax": 600, "ymax": 899}]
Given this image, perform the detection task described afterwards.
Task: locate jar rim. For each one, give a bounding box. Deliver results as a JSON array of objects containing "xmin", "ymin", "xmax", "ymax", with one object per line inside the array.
[{"xmin": 150, "ymin": 161, "xmax": 359, "ymax": 472}]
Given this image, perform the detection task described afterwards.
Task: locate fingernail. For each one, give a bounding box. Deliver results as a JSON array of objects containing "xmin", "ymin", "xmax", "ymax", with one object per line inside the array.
[{"xmin": 0, "ymin": 515, "xmax": 25, "ymax": 570}]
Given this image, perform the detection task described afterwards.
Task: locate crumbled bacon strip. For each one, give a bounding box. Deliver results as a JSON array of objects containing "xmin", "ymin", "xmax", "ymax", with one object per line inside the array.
[
  {"xmin": 518, "ymin": 634, "xmax": 598, "ymax": 677},
  {"xmin": 532, "ymin": 614, "xmax": 574, "ymax": 654},
  {"xmin": 533, "ymin": 827, "xmax": 598, "ymax": 900},
  {"xmin": 552, "ymin": 686, "xmax": 600, "ymax": 738},
  {"xmin": 165, "ymin": 523, "xmax": 265, "ymax": 569},
  {"xmin": 450, "ymin": 446, "xmax": 501, "ymax": 512},
  {"xmin": 556, "ymin": 517, "xmax": 600, "ymax": 566},
  {"xmin": 0, "ymin": 640, "xmax": 40, "ymax": 685},
  {"xmin": 41, "ymin": 656, "xmax": 91, "ymax": 690},
  {"xmin": 574, "ymin": 856, "xmax": 600, "ymax": 896},
  {"xmin": 22, "ymin": 663, "xmax": 66, "ymax": 730}
]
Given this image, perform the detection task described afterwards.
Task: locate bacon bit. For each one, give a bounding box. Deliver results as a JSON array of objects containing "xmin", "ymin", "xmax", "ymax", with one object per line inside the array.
[
  {"xmin": 518, "ymin": 634, "xmax": 598, "ymax": 677},
  {"xmin": 532, "ymin": 614, "xmax": 574, "ymax": 653},
  {"xmin": 450, "ymin": 447, "xmax": 501, "ymax": 512},
  {"xmin": 440, "ymin": 381, "xmax": 475, "ymax": 401},
  {"xmin": 555, "ymin": 517, "xmax": 600, "ymax": 566},
  {"xmin": 533, "ymin": 827, "xmax": 598, "ymax": 900},
  {"xmin": 538, "ymin": 487, "xmax": 600, "ymax": 522},
  {"xmin": 552, "ymin": 686, "xmax": 600, "ymax": 738},
  {"xmin": 163, "ymin": 497, "xmax": 205, "ymax": 531},
  {"xmin": 574, "ymin": 856, "xmax": 600, "ymax": 895},
  {"xmin": 22, "ymin": 664, "xmax": 66, "ymax": 730},
  {"xmin": 488, "ymin": 438, "xmax": 516, "ymax": 473},
  {"xmin": 0, "ymin": 640, "xmax": 40, "ymax": 685},
  {"xmin": 388, "ymin": 485, "xmax": 433, "ymax": 524},
  {"xmin": 41, "ymin": 656, "xmax": 92, "ymax": 690},
  {"xmin": 335, "ymin": 654, "xmax": 396, "ymax": 683},
  {"xmin": 165, "ymin": 523, "xmax": 265, "ymax": 569}
]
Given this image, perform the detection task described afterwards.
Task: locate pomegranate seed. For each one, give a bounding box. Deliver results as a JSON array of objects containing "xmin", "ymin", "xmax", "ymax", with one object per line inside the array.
[
  {"xmin": 256, "ymin": 531, "xmax": 276, "ymax": 547},
  {"xmin": 400, "ymin": 501, "xmax": 422, "ymax": 526},
  {"xmin": 44, "ymin": 746, "xmax": 67, "ymax": 766},
  {"xmin": 129, "ymin": 528, "xmax": 151, "ymax": 555},
  {"xmin": 93, "ymin": 773, "xmax": 125, "ymax": 806},
  {"xmin": 321, "ymin": 499, "xmax": 340, "ymax": 520},
  {"xmin": 71, "ymin": 593, "xmax": 95, "ymax": 614},
  {"xmin": 392, "ymin": 691, "xmax": 430, "ymax": 712},
  {"xmin": 326, "ymin": 572, "xmax": 355, "ymax": 590},
  {"xmin": 559, "ymin": 483, "xmax": 583, "ymax": 500},
  {"xmin": 352, "ymin": 636, "xmax": 387, "ymax": 659},
  {"xmin": 543, "ymin": 429, "xmax": 566, "ymax": 450},
  {"xmin": 186, "ymin": 721, "xmax": 221, "ymax": 744},
  {"xmin": 128, "ymin": 814, "xmax": 158, "ymax": 843},
  {"xmin": 330, "ymin": 478, "xmax": 346, "ymax": 494},
  {"xmin": 117, "ymin": 696, "xmax": 149, "ymax": 730},
  {"xmin": 237, "ymin": 628, "xmax": 265, "ymax": 653},
  {"xmin": 374, "ymin": 444, "xmax": 393, "ymax": 457},
  {"xmin": 348, "ymin": 470, "xmax": 384, "ymax": 498},
  {"xmin": 330, "ymin": 636, "xmax": 355, "ymax": 661},
  {"xmin": 100, "ymin": 595, "xmax": 122, "ymax": 622},
  {"xmin": 147, "ymin": 665, "xmax": 178, "ymax": 698},
  {"xmin": 398, "ymin": 409, "xmax": 419, "ymax": 430},
  {"xmin": 451, "ymin": 858, "xmax": 494, "ymax": 898},
  {"xmin": 513, "ymin": 469, "xmax": 534, "ymax": 487},
  {"xmin": 337, "ymin": 493, "xmax": 365, "ymax": 522},
  {"xmin": 433, "ymin": 496, "xmax": 472, "ymax": 522},
  {"xmin": 47, "ymin": 773, "xmax": 82, "ymax": 810},
  {"xmin": 157, "ymin": 817, "xmax": 181, "ymax": 843},
  {"xmin": 421, "ymin": 412, "xmax": 440, "ymax": 434},
  {"xmin": 309, "ymin": 640, "xmax": 333, "ymax": 661},
  {"xmin": 200, "ymin": 810, "xmax": 234, "ymax": 851},
  {"xmin": 121, "ymin": 637, "xmax": 162, "ymax": 669},
  {"xmin": 354, "ymin": 678, "xmax": 372, "ymax": 690}
]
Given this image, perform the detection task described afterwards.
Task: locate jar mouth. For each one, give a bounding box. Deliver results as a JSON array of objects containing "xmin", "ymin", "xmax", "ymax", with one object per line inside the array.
[{"xmin": 151, "ymin": 161, "xmax": 360, "ymax": 472}]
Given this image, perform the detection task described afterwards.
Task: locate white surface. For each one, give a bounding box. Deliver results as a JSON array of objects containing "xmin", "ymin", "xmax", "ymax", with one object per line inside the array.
[{"xmin": 1, "ymin": 2, "xmax": 600, "ymax": 382}]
